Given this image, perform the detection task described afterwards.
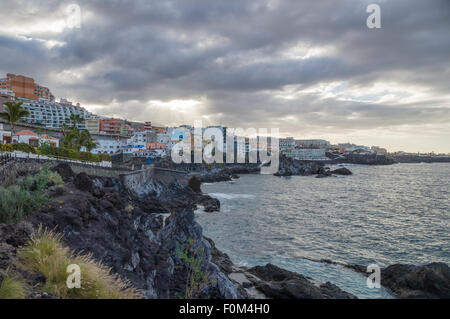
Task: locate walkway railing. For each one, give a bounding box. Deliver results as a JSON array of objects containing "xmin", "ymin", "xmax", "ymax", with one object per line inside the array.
[{"xmin": 0, "ymin": 153, "xmax": 13, "ymax": 166}]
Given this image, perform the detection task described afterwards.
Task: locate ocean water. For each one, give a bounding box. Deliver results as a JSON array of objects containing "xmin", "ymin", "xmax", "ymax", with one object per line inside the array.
[{"xmin": 195, "ymin": 163, "xmax": 450, "ymax": 298}]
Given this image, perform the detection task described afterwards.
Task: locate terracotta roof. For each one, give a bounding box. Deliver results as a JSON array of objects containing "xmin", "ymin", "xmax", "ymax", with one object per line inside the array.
[
  {"xmin": 13, "ymin": 130, "xmax": 37, "ymax": 136},
  {"xmin": 40, "ymin": 134, "xmax": 57, "ymax": 140}
]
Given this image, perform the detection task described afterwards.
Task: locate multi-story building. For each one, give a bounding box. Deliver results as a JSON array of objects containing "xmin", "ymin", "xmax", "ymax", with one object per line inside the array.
[
  {"xmin": 20, "ymin": 98, "xmax": 91, "ymax": 130},
  {"xmin": 129, "ymin": 131, "xmax": 147, "ymax": 145},
  {"xmin": 279, "ymin": 137, "xmax": 296, "ymax": 152},
  {"xmin": 152, "ymin": 126, "xmax": 168, "ymax": 134},
  {"xmin": 157, "ymin": 133, "xmax": 170, "ymax": 144},
  {"xmin": 285, "ymin": 149, "xmax": 327, "ymax": 161},
  {"xmin": 144, "ymin": 121, "xmax": 152, "ymax": 131},
  {"xmin": 120, "ymin": 124, "xmax": 134, "ymax": 136},
  {"xmin": 0, "ymin": 89, "xmax": 15, "ymax": 112},
  {"xmin": 85, "ymin": 119, "xmax": 100, "ymax": 134},
  {"xmin": 91, "ymin": 135, "xmax": 126, "ymax": 155},
  {"xmin": 119, "ymin": 131, "xmax": 150, "ymax": 154},
  {"xmin": 0, "ymin": 73, "xmax": 54, "ymax": 100},
  {"xmin": 99, "ymin": 119, "xmax": 121, "ymax": 135},
  {"xmin": 295, "ymin": 139, "xmax": 330, "ymax": 149}
]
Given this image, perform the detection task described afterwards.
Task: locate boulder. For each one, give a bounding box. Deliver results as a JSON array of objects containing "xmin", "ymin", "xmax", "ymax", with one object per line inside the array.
[
  {"xmin": 74, "ymin": 172, "xmax": 104, "ymax": 197},
  {"xmin": 247, "ymin": 264, "xmax": 356, "ymax": 299},
  {"xmin": 198, "ymin": 195, "xmax": 221, "ymax": 212},
  {"xmin": 381, "ymin": 263, "xmax": 450, "ymax": 298},
  {"xmin": 316, "ymin": 167, "xmax": 332, "ymax": 178},
  {"xmin": 187, "ymin": 175, "xmax": 202, "ymax": 193},
  {"xmin": 52, "ymin": 163, "xmax": 75, "ymax": 182},
  {"xmin": 330, "ymin": 167, "xmax": 353, "ymax": 175}
]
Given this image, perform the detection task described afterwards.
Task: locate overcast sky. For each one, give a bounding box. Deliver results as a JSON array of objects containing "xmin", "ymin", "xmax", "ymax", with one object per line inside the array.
[{"xmin": 0, "ymin": 0, "xmax": 449, "ymax": 152}]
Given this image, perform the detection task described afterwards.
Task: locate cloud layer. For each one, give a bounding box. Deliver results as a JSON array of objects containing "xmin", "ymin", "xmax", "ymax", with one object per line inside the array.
[{"xmin": 0, "ymin": 0, "xmax": 449, "ymax": 152}]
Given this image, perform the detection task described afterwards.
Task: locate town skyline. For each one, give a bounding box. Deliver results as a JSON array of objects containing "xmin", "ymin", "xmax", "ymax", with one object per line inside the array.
[
  {"xmin": 1, "ymin": 1, "xmax": 449, "ymax": 153},
  {"xmin": 2, "ymin": 71, "xmax": 448, "ymax": 155}
]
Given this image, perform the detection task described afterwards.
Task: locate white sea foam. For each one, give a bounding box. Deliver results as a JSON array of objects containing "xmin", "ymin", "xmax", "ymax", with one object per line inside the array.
[{"xmin": 208, "ymin": 193, "xmax": 255, "ymax": 200}]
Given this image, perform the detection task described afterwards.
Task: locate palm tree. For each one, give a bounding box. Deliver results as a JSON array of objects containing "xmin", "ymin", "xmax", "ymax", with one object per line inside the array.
[
  {"xmin": 84, "ymin": 137, "xmax": 99, "ymax": 152},
  {"xmin": 0, "ymin": 101, "xmax": 30, "ymax": 135},
  {"xmin": 68, "ymin": 114, "xmax": 83, "ymax": 129},
  {"xmin": 75, "ymin": 129, "xmax": 91, "ymax": 151},
  {"xmin": 61, "ymin": 123, "xmax": 77, "ymax": 149}
]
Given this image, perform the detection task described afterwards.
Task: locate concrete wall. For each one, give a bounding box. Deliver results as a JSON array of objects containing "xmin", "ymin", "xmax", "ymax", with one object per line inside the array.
[
  {"xmin": 1, "ymin": 157, "xmax": 190, "ymax": 196},
  {"xmin": 119, "ymin": 167, "xmax": 190, "ymax": 197},
  {"xmin": 70, "ymin": 164, "xmax": 130, "ymax": 178},
  {"xmin": 153, "ymin": 168, "xmax": 190, "ymax": 187}
]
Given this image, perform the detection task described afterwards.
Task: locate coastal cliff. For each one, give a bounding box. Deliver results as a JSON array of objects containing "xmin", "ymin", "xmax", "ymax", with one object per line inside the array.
[
  {"xmin": 0, "ymin": 163, "xmax": 356, "ymax": 299},
  {"xmin": 327, "ymin": 153, "xmax": 396, "ymax": 165},
  {"xmin": 1, "ymin": 162, "xmax": 448, "ymax": 299},
  {"xmin": 154, "ymin": 155, "xmax": 353, "ymax": 179}
]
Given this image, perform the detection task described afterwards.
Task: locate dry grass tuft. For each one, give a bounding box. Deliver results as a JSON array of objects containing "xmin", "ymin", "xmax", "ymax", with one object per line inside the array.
[
  {"xmin": 19, "ymin": 227, "xmax": 142, "ymax": 299},
  {"xmin": 0, "ymin": 275, "xmax": 26, "ymax": 299}
]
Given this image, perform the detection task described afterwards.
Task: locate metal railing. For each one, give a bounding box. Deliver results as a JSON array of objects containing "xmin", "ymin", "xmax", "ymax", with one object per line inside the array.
[{"xmin": 0, "ymin": 152, "xmax": 14, "ymax": 166}]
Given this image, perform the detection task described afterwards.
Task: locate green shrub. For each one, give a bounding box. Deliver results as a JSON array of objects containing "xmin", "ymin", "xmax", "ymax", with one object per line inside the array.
[
  {"xmin": 21, "ymin": 165, "xmax": 63, "ymax": 192},
  {"xmin": 0, "ymin": 166, "xmax": 62, "ymax": 224},
  {"xmin": 0, "ymin": 186, "xmax": 35, "ymax": 224},
  {"xmin": 37, "ymin": 145, "xmax": 106, "ymax": 163},
  {"xmin": 19, "ymin": 228, "xmax": 142, "ymax": 299},
  {"xmin": 12, "ymin": 143, "xmax": 36, "ymax": 154},
  {"xmin": 99, "ymin": 154, "xmax": 111, "ymax": 162},
  {"xmin": 0, "ymin": 144, "xmax": 14, "ymax": 152},
  {"xmin": 0, "ymin": 275, "xmax": 26, "ymax": 299},
  {"xmin": 176, "ymin": 238, "xmax": 212, "ymax": 299}
]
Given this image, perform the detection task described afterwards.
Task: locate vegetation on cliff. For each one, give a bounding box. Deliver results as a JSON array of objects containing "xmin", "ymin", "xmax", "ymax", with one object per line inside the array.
[
  {"xmin": 19, "ymin": 227, "xmax": 142, "ymax": 299},
  {"xmin": 0, "ymin": 165, "xmax": 63, "ymax": 224},
  {"xmin": 176, "ymin": 238, "xmax": 213, "ymax": 299},
  {"xmin": 0, "ymin": 275, "xmax": 26, "ymax": 299}
]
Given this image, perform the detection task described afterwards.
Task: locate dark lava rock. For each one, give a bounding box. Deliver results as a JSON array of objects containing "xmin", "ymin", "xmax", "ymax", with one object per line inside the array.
[
  {"xmin": 74, "ymin": 172, "xmax": 104, "ymax": 197},
  {"xmin": 187, "ymin": 174, "xmax": 202, "ymax": 193},
  {"xmin": 200, "ymin": 168, "xmax": 232, "ymax": 183},
  {"xmin": 275, "ymin": 155, "xmax": 324, "ymax": 177},
  {"xmin": 197, "ymin": 195, "xmax": 221, "ymax": 213},
  {"xmin": 330, "ymin": 167, "xmax": 353, "ymax": 175},
  {"xmin": 316, "ymin": 167, "xmax": 332, "ymax": 178},
  {"xmin": 52, "ymin": 163, "xmax": 75, "ymax": 182},
  {"xmin": 204, "ymin": 237, "xmax": 233, "ymax": 274},
  {"xmin": 331, "ymin": 153, "xmax": 395, "ymax": 165},
  {"xmin": 248, "ymin": 264, "xmax": 356, "ymax": 299},
  {"xmin": 18, "ymin": 171, "xmax": 239, "ymax": 299},
  {"xmin": 381, "ymin": 263, "xmax": 450, "ymax": 298}
]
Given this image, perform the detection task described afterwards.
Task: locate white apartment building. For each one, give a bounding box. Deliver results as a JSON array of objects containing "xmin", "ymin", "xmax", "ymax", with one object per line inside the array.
[
  {"xmin": 157, "ymin": 133, "xmax": 170, "ymax": 144},
  {"xmin": 285, "ymin": 149, "xmax": 327, "ymax": 161},
  {"xmin": 91, "ymin": 136, "xmax": 125, "ymax": 155},
  {"xmin": 279, "ymin": 137, "xmax": 296, "ymax": 152},
  {"xmin": 19, "ymin": 98, "xmax": 92, "ymax": 130},
  {"xmin": 295, "ymin": 139, "xmax": 331, "ymax": 149},
  {"xmin": 120, "ymin": 131, "xmax": 148, "ymax": 154}
]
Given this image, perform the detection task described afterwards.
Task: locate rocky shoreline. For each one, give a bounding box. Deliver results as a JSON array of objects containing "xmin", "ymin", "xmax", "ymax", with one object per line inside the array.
[
  {"xmin": 326, "ymin": 153, "xmax": 396, "ymax": 165},
  {"xmin": 1, "ymin": 163, "xmax": 448, "ymax": 299},
  {"xmin": 155, "ymin": 155, "xmax": 354, "ymax": 180},
  {"xmin": 0, "ymin": 163, "xmax": 357, "ymax": 299}
]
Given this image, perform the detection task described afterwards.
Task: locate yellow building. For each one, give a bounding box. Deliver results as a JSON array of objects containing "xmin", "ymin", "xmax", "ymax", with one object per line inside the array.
[{"xmin": 85, "ymin": 119, "xmax": 100, "ymax": 134}]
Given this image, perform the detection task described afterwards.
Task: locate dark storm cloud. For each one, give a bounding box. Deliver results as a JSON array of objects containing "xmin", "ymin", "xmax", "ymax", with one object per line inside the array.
[{"xmin": 0, "ymin": 0, "xmax": 449, "ymax": 151}]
